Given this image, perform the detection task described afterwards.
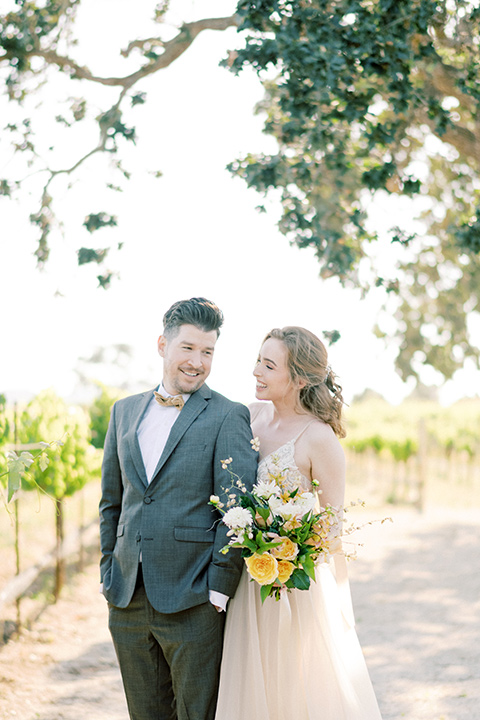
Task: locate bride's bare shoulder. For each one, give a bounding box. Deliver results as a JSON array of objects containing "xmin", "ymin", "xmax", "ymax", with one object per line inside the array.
[{"xmin": 248, "ymin": 401, "xmax": 270, "ymax": 423}]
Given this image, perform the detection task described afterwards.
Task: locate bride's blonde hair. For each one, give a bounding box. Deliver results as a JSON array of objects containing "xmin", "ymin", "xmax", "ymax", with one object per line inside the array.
[{"xmin": 264, "ymin": 326, "xmax": 346, "ymax": 438}]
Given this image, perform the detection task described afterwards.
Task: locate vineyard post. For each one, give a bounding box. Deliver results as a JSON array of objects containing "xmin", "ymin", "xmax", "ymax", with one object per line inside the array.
[
  {"xmin": 13, "ymin": 404, "xmax": 22, "ymax": 631},
  {"xmin": 78, "ymin": 488, "xmax": 86, "ymax": 572},
  {"xmin": 54, "ymin": 498, "xmax": 65, "ymax": 602},
  {"xmin": 416, "ymin": 418, "xmax": 427, "ymax": 512}
]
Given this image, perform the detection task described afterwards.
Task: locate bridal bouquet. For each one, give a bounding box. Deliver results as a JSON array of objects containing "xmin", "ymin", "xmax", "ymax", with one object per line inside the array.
[{"xmin": 210, "ymin": 448, "xmax": 344, "ymax": 602}]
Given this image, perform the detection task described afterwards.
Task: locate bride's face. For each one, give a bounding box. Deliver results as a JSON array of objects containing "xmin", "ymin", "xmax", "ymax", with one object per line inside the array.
[{"xmin": 253, "ymin": 337, "xmax": 293, "ymax": 402}]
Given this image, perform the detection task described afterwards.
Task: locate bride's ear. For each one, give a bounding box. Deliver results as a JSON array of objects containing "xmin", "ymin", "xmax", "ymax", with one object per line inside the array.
[{"xmin": 297, "ymin": 377, "xmax": 307, "ymax": 390}]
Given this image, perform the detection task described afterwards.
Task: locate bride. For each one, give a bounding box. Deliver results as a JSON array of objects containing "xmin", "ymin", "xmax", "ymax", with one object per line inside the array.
[{"xmin": 215, "ymin": 326, "xmax": 382, "ymax": 720}]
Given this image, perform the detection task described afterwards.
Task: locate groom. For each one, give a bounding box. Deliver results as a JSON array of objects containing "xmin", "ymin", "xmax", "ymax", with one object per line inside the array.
[{"xmin": 99, "ymin": 297, "xmax": 257, "ymax": 720}]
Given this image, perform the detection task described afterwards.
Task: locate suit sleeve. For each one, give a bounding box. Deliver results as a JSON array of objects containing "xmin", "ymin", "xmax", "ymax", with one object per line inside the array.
[
  {"xmin": 207, "ymin": 402, "xmax": 258, "ymax": 598},
  {"xmin": 99, "ymin": 402, "xmax": 123, "ymax": 583}
]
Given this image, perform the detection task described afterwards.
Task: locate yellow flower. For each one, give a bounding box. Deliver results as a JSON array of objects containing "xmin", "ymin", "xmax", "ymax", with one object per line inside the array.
[
  {"xmin": 277, "ymin": 560, "xmax": 294, "ymax": 584},
  {"xmin": 245, "ymin": 553, "xmax": 278, "ymax": 585},
  {"xmin": 271, "ymin": 536, "xmax": 299, "ymax": 561}
]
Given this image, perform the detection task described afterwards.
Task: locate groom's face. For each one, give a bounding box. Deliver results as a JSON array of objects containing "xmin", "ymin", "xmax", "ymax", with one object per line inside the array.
[{"xmin": 158, "ymin": 323, "xmax": 218, "ymax": 395}]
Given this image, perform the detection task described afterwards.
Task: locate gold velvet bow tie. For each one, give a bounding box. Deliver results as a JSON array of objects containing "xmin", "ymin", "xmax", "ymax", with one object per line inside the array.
[{"xmin": 154, "ymin": 391, "xmax": 185, "ymax": 410}]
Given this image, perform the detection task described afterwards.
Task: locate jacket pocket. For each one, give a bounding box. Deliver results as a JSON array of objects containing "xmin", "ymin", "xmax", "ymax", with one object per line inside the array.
[
  {"xmin": 174, "ymin": 526, "xmax": 215, "ymax": 543},
  {"xmin": 116, "ymin": 523, "xmax": 125, "ymax": 537}
]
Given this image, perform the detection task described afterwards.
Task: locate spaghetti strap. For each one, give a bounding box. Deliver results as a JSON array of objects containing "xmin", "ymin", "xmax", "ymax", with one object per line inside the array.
[{"xmin": 292, "ymin": 420, "xmax": 316, "ymax": 443}]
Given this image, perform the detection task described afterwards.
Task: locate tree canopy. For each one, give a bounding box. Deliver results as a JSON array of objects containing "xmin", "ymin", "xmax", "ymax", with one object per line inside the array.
[{"xmin": 1, "ymin": 0, "xmax": 479, "ymax": 381}]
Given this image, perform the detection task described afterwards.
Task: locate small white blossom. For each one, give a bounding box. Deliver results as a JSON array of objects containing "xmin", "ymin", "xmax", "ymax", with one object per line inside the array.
[
  {"xmin": 210, "ymin": 495, "xmax": 220, "ymax": 504},
  {"xmin": 250, "ymin": 436, "xmax": 260, "ymax": 452},
  {"xmin": 253, "ymin": 478, "xmax": 281, "ymax": 500}
]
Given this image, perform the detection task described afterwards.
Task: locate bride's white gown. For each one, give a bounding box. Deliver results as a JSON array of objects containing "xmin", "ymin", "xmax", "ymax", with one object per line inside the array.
[{"xmin": 215, "ymin": 437, "xmax": 383, "ymax": 720}]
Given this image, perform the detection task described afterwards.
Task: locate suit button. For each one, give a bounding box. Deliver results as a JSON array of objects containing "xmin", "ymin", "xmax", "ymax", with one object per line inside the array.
[{"xmin": 144, "ymin": 497, "xmax": 153, "ymax": 504}]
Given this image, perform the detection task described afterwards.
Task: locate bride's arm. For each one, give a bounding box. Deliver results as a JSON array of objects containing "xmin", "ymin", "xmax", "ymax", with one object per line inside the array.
[{"xmin": 307, "ymin": 424, "xmax": 346, "ymax": 509}]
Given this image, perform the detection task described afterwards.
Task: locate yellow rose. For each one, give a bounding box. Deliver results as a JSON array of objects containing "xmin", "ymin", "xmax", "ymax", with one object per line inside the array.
[
  {"xmin": 277, "ymin": 560, "xmax": 294, "ymax": 584},
  {"xmin": 271, "ymin": 536, "xmax": 299, "ymax": 561},
  {"xmin": 245, "ymin": 552, "xmax": 278, "ymax": 585}
]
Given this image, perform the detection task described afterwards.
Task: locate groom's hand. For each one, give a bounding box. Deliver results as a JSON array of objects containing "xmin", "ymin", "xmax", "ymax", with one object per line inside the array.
[{"xmin": 209, "ymin": 589, "xmax": 228, "ymax": 612}]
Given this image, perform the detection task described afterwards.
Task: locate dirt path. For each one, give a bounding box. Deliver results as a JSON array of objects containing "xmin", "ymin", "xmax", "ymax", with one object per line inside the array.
[{"xmin": 0, "ymin": 506, "xmax": 478, "ymax": 720}]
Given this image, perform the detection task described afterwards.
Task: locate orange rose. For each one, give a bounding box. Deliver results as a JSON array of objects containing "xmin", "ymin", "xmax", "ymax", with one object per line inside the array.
[
  {"xmin": 277, "ymin": 560, "xmax": 294, "ymax": 584},
  {"xmin": 271, "ymin": 536, "xmax": 299, "ymax": 561},
  {"xmin": 245, "ymin": 552, "xmax": 278, "ymax": 585}
]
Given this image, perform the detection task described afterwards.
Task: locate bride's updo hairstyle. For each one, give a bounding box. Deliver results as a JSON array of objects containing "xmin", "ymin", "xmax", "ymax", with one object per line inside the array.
[{"xmin": 264, "ymin": 326, "xmax": 346, "ymax": 438}]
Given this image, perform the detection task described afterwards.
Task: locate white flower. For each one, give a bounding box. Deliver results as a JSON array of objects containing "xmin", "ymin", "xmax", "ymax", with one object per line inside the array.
[
  {"xmin": 252, "ymin": 478, "xmax": 280, "ymax": 500},
  {"xmin": 210, "ymin": 495, "xmax": 220, "ymax": 504},
  {"xmin": 269, "ymin": 492, "xmax": 316, "ymax": 521},
  {"xmin": 222, "ymin": 506, "xmax": 253, "ymax": 530},
  {"xmin": 293, "ymin": 492, "xmax": 316, "ymax": 516},
  {"xmin": 268, "ymin": 496, "xmax": 298, "ymax": 521}
]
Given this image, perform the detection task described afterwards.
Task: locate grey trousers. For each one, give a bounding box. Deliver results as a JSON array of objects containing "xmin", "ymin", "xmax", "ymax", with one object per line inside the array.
[{"xmin": 108, "ymin": 572, "xmax": 226, "ymax": 720}]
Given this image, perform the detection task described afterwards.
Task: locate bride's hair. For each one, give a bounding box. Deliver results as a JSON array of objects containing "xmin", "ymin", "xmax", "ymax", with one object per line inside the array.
[{"xmin": 263, "ymin": 326, "xmax": 346, "ymax": 438}]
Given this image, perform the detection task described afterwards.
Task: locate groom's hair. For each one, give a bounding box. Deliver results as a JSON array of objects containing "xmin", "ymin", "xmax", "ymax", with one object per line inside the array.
[{"xmin": 163, "ymin": 297, "xmax": 224, "ymax": 338}]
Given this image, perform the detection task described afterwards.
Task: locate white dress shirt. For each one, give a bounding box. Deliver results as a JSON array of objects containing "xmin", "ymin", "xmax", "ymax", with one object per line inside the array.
[
  {"xmin": 136, "ymin": 384, "xmax": 228, "ymax": 612},
  {"xmin": 137, "ymin": 384, "xmax": 189, "ymax": 484}
]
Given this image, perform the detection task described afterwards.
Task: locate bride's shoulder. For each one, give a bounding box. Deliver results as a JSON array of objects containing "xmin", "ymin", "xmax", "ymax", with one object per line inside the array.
[
  {"xmin": 303, "ymin": 418, "xmax": 344, "ymax": 453},
  {"xmin": 248, "ymin": 401, "xmax": 270, "ymax": 423}
]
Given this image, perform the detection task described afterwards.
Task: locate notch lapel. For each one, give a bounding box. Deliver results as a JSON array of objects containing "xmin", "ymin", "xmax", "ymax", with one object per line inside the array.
[{"xmin": 126, "ymin": 389, "xmax": 155, "ymax": 490}]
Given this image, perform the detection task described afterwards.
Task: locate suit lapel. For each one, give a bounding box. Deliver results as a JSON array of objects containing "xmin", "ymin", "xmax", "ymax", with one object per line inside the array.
[
  {"xmin": 149, "ymin": 384, "xmax": 211, "ymax": 486},
  {"xmin": 126, "ymin": 389, "xmax": 155, "ymax": 489}
]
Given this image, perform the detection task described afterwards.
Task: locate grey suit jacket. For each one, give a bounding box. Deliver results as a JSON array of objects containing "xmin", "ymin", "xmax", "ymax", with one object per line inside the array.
[{"xmin": 99, "ymin": 384, "xmax": 257, "ymax": 613}]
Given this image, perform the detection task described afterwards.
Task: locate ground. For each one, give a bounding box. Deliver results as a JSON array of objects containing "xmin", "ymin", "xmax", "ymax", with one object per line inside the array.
[{"xmin": 0, "ymin": 506, "xmax": 478, "ymax": 720}]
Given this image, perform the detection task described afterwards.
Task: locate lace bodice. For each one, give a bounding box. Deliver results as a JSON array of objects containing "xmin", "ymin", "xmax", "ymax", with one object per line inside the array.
[{"xmin": 257, "ymin": 438, "xmax": 313, "ymax": 495}]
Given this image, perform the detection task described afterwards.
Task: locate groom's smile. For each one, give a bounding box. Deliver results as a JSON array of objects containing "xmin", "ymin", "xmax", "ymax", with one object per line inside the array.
[{"xmin": 158, "ymin": 323, "xmax": 218, "ymax": 395}]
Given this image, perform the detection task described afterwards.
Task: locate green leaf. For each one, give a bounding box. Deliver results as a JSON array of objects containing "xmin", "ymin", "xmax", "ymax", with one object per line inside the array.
[
  {"xmin": 260, "ymin": 583, "xmax": 274, "ymax": 603},
  {"xmin": 6, "ymin": 451, "xmax": 33, "ymax": 502},
  {"xmin": 289, "ymin": 568, "xmax": 311, "ymax": 591},
  {"xmin": 301, "ymin": 554, "xmax": 316, "ymax": 582},
  {"xmin": 256, "ymin": 539, "xmax": 282, "ymax": 554},
  {"xmin": 256, "ymin": 505, "xmax": 271, "ymax": 521}
]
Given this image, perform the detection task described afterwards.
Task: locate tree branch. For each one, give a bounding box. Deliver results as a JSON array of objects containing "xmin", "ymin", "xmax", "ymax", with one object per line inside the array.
[{"xmin": 26, "ymin": 15, "xmax": 240, "ymax": 89}]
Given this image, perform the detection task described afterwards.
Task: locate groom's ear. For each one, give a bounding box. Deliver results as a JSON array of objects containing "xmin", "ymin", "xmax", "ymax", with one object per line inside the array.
[{"xmin": 157, "ymin": 335, "xmax": 167, "ymax": 357}]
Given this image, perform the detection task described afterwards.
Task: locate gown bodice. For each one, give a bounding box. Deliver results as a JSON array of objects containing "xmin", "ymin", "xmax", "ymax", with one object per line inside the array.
[{"xmin": 257, "ymin": 433, "xmax": 313, "ymax": 495}]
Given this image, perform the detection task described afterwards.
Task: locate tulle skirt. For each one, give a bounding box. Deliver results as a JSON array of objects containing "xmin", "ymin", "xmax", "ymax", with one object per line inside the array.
[{"xmin": 215, "ymin": 562, "xmax": 382, "ymax": 720}]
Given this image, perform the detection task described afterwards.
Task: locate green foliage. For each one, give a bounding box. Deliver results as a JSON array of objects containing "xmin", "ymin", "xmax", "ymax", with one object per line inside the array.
[
  {"xmin": 17, "ymin": 389, "xmax": 99, "ymax": 500},
  {"xmin": 88, "ymin": 384, "xmax": 124, "ymax": 449},
  {"xmin": 0, "ymin": 394, "xmax": 11, "ymax": 483},
  {"xmin": 344, "ymin": 394, "xmax": 480, "ymax": 459},
  {"xmin": 229, "ymin": 0, "xmax": 480, "ymax": 379},
  {"xmin": 83, "ymin": 213, "xmax": 118, "ymax": 234},
  {"xmin": 77, "ymin": 246, "xmax": 109, "ymax": 266}
]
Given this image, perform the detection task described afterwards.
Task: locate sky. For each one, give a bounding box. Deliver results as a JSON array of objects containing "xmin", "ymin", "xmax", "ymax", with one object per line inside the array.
[{"xmin": 1, "ymin": 0, "xmax": 479, "ymax": 408}]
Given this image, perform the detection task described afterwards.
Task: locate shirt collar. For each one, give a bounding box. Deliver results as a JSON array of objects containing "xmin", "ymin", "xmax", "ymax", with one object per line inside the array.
[{"xmin": 156, "ymin": 383, "xmax": 190, "ymax": 403}]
